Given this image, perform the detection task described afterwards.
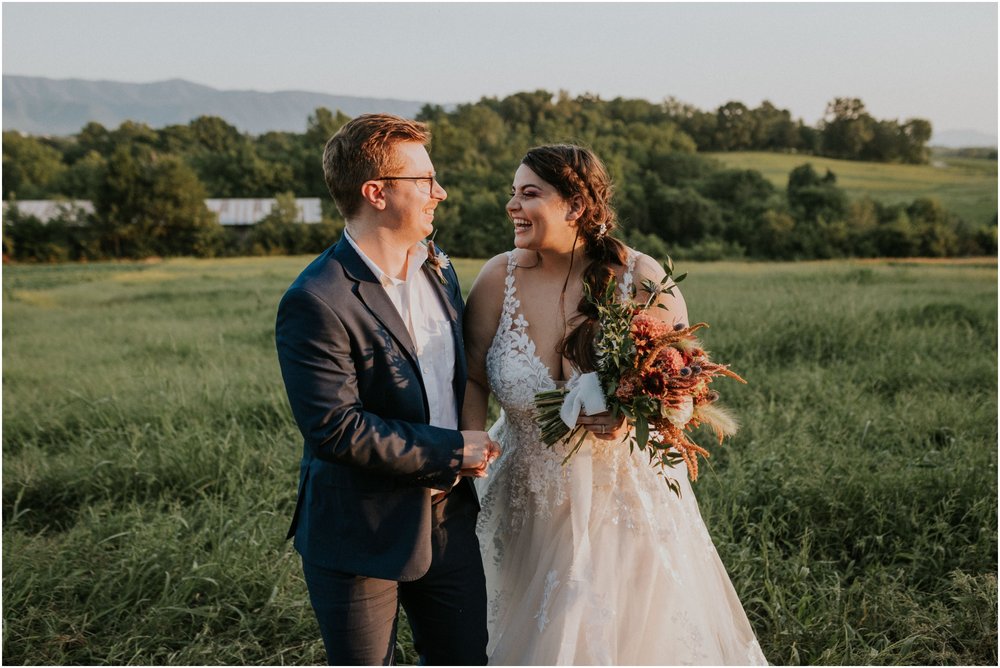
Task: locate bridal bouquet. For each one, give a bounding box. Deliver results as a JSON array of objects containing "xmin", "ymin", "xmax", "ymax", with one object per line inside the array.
[{"xmin": 534, "ymin": 261, "xmax": 746, "ymax": 494}]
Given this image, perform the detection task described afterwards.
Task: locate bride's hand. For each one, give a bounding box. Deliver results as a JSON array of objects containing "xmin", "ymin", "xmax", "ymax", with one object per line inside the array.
[{"xmin": 576, "ymin": 411, "xmax": 627, "ymax": 441}]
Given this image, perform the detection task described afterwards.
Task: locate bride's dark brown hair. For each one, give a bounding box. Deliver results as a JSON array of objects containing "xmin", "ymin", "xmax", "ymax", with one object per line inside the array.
[{"xmin": 520, "ymin": 144, "xmax": 629, "ymax": 372}]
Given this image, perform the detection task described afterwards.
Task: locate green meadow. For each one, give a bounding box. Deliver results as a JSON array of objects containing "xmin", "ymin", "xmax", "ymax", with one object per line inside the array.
[
  {"xmin": 3, "ymin": 255, "xmax": 997, "ymax": 665},
  {"xmin": 705, "ymin": 151, "xmax": 998, "ymax": 226}
]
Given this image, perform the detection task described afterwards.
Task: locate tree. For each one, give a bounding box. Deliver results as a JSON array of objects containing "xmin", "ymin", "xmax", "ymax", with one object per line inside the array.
[
  {"xmin": 714, "ymin": 101, "xmax": 754, "ymax": 151},
  {"xmin": 2, "ymin": 132, "xmax": 67, "ymax": 199},
  {"xmin": 750, "ymin": 101, "xmax": 800, "ymax": 151},
  {"xmin": 698, "ymin": 168, "xmax": 778, "ymax": 214},
  {"xmin": 900, "ymin": 119, "xmax": 932, "ymax": 164},
  {"xmin": 74, "ymin": 122, "xmax": 114, "ymax": 158},
  {"xmin": 647, "ymin": 185, "xmax": 724, "ymax": 242},
  {"xmin": 821, "ymin": 97, "xmax": 875, "ymax": 159},
  {"xmin": 108, "ymin": 120, "xmax": 159, "ymax": 153},
  {"xmin": 752, "ymin": 210, "xmax": 797, "ymax": 259},
  {"xmin": 860, "ymin": 120, "xmax": 903, "ymax": 162},
  {"xmin": 494, "ymin": 90, "xmax": 555, "ymax": 134},
  {"xmin": 906, "ymin": 198, "xmax": 960, "ymax": 256},
  {"xmin": 786, "ymin": 164, "xmax": 848, "ymax": 223},
  {"xmin": 305, "ymin": 107, "xmax": 352, "ymax": 150},
  {"xmin": 52, "ymin": 150, "xmax": 106, "ymax": 199},
  {"xmin": 94, "ymin": 146, "xmax": 222, "ymax": 257},
  {"xmin": 662, "ymin": 96, "xmax": 718, "ymax": 150},
  {"xmin": 248, "ymin": 191, "xmax": 303, "ymax": 254},
  {"xmin": 870, "ymin": 209, "xmax": 918, "ymax": 257},
  {"xmin": 2, "ymin": 200, "xmax": 99, "ymax": 262},
  {"xmin": 647, "ymin": 151, "xmax": 717, "ymax": 188}
]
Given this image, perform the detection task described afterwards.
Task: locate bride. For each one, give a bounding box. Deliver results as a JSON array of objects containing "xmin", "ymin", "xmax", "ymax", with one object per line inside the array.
[{"xmin": 462, "ymin": 144, "xmax": 767, "ymax": 665}]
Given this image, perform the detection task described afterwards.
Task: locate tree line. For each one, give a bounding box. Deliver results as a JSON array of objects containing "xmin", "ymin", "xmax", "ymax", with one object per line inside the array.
[
  {"xmin": 2, "ymin": 91, "xmax": 995, "ymax": 262},
  {"xmin": 664, "ymin": 96, "xmax": 933, "ymax": 163}
]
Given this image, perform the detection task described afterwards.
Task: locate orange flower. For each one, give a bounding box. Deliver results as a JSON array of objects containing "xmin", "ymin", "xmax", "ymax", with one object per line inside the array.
[
  {"xmin": 631, "ymin": 314, "xmax": 671, "ymax": 356},
  {"xmin": 655, "ymin": 346, "xmax": 685, "ymax": 376}
]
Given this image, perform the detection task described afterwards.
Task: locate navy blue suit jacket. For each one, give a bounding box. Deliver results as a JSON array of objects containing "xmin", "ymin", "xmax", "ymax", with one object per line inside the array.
[{"xmin": 276, "ymin": 236, "xmax": 474, "ymax": 581}]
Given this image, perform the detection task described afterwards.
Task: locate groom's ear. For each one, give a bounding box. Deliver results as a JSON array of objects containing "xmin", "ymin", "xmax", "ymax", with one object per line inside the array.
[{"xmin": 361, "ymin": 181, "xmax": 388, "ymax": 210}]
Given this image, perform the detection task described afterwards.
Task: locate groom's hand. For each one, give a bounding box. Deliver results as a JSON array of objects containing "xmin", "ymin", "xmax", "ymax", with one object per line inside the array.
[{"xmin": 459, "ymin": 431, "xmax": 502, "ymax": 478}]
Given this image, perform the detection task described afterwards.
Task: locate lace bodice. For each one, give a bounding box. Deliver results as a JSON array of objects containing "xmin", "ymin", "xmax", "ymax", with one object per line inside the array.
[
  {"xmin": 482, "ymin": 251, "xmax": 639, "ymax": 524},
  {"xmin": 485, "ymin": 250, "xmax": 637, "ymax": 423}
]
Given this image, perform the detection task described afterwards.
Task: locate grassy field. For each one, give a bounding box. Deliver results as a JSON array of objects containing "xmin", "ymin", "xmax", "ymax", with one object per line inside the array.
[
  {"xmin": 704, "ymin": 151, "xmax": 998, "ymax": 226},
  {"xmin": 3, "ymin": 254, "xmax": 997, "ymax": 665}
]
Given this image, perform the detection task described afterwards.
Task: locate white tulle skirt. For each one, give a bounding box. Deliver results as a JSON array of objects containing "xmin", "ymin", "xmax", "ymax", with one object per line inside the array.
[{"xmin": 476, "ymin": 414, "xmax": 767, "ymax": 666}]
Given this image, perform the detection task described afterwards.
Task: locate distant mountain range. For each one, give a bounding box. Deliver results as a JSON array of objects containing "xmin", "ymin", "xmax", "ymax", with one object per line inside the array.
[
  {"xmin": 2, "ymin": 75, "xmax": 431, "ymax": 135},
  {"xmin": 929, "ymin": 129, "xmax": 998, "ymax": 149},
  {"xmin": 3, "ymin": 74, "xmax": 996, "ymax": 148}
]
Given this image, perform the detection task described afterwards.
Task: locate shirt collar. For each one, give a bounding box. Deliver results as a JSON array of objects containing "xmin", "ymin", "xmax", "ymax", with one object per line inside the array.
[{"xmin": 344, "ymin": 229, "xmax": 424, "ymax": 287}]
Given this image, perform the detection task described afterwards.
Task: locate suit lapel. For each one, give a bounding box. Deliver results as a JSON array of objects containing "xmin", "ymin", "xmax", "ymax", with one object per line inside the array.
[
  {"xmin": 335, "ymin": 239, "xmax": 419, "ymax": 365},
  {"xmin": 336, "ymin": 237, "xmax": 466, "ymax": 417},
  {"xmin": 421, "ymin": 262, "xmax": 459, "ymax": 323}
]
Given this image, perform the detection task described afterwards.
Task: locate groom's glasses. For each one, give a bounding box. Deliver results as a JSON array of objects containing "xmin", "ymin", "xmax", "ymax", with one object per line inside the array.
[{"xmin": 375, "ymin": 174, "xmax": 439, "ymax": 194}]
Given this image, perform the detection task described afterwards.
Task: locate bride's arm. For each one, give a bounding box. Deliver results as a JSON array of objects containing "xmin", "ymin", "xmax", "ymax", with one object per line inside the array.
[
  {"xmin": 461, "ymin": 254, "xmax": 508, "ymax": 431},
  {"xmin": 632, "ymin": 252, "xmax": 690, "ymax": 327}
]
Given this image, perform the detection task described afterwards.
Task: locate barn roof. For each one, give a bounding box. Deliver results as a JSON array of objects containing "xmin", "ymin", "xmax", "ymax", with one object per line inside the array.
[
  {"xmin": 3, "ymin": 198, "xmax": 324, "ymax": 226},
  {"xmin": 204, "ymin": 198, "xmax": 323, "ymax": 225},
  {"xmin": 2, "ymin": 200, "xmax": 94, "ymax": 222}
]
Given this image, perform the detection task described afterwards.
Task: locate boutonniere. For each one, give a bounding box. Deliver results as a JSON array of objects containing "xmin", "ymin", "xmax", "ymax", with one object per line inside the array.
[{"xmin": 423, "ymin": 231, "xmax": 450, "ymax": 285}]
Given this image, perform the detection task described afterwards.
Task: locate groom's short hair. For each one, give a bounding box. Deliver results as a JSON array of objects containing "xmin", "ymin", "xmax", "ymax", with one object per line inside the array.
[{"xmin": 323, "ymin": 113, "xmax": 431, "ymax": 219}]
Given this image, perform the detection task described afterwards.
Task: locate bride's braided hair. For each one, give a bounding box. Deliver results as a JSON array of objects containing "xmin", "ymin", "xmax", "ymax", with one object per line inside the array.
[{"xmin": 521, "ymin": 144, "xmax": 629, "ymax": 372}]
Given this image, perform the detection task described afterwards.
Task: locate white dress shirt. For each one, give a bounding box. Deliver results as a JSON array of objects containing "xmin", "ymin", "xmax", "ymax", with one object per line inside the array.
[{"xmin": 344, "ymin": 231, "xmax": 458, "ymax": 430}]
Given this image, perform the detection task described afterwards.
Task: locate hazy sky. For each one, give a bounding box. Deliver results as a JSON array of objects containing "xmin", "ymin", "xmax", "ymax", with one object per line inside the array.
[{"xmin": 2, "ymin": 2, "xmax": 997, "ymax": 136}]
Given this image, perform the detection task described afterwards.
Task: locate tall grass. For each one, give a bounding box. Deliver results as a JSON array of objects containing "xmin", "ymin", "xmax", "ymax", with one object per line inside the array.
[{"xmin": 3, "ymin": 255, "xmax": 997, "ymax": 665}]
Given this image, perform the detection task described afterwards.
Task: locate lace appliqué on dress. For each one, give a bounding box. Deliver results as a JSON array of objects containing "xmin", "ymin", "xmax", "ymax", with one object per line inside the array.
[
  {"xmin": 482, "ymin": 252, "xmax": 572, "ymax": 531},
  {"xmin": 535, "ymin": 569, "xmax": 560, "ymax": 633}
]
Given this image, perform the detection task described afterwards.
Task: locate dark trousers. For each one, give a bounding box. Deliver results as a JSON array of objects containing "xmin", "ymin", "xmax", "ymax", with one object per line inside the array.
[{"xmin": 302, "ymin": 486, "xmax": 488, "ymax": 665}]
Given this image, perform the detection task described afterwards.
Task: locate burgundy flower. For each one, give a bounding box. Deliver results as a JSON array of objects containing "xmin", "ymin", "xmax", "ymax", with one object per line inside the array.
[{"xmin": 642, "ymin": 370, "xmax": 668, "ymax": 397}]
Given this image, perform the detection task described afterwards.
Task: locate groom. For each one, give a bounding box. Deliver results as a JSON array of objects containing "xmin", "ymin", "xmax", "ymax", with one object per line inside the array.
[{"xmin": 275, "ymin": 113, "xmax": 497, "ymax": 665}]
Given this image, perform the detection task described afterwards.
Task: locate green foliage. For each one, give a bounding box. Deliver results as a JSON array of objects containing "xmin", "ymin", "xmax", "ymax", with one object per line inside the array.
[
  {"xmin": 0, "ymin": 93, "xmax": 991, "ymax": 263},
  {"xmin": 711, "ymin": 151, "xmax": 998, "ymax": 231},
  {"xmin": 2, "ymin": 257, "xmax": 996, "ymax": 665},
  {"xmin": 787, "ymin": 164, "xmax": 849, "ymax": 223},
  {"xmin": 2, "ymin": 201, "xmax": 101, "ymax": 262},
  {"xmin": 93, "ymin": 147, "xmax": 223, "ymax": 258},
  {"xmin": 2, "ymin": 131, "xmax": 67, "ymax": 199},
  {"xmin": 663, "ymin": 96, "xmax": 933, "ymax": 164},
  {"xmin": 245, "ymin": 191, "xmax": 344, "ymax": 256}
]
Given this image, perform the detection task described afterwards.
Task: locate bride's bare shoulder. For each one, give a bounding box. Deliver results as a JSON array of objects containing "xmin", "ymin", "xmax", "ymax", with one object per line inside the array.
[
  {"xmin": 609, "ymin": 247, "xmax": 666, "ymax": 284},
  {"xmin": 466, "ymin": 252, "xmax": 512, "ymax": 308},
  {"xmin": 465, "ymin": 253, "xmax": 511, "ymax": 337},
  {"xmin": 471, "ymin": 252, "xmax": 511, "ymax": 288},
  {"xmin": 631, "ymin": 251, "xmax": 670, "ymax": 284}
]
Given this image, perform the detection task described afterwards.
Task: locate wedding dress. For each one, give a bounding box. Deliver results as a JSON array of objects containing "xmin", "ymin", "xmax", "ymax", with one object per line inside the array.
[{"xmin": 476, "ymin": 250, "xmax": 767, "ymax": 665}]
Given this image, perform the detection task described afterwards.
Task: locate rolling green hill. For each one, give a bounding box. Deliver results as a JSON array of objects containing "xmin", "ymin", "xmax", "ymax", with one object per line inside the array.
[{"xmin": 704, "ymin": 151, "xmax": 997, "ymax": 225}]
